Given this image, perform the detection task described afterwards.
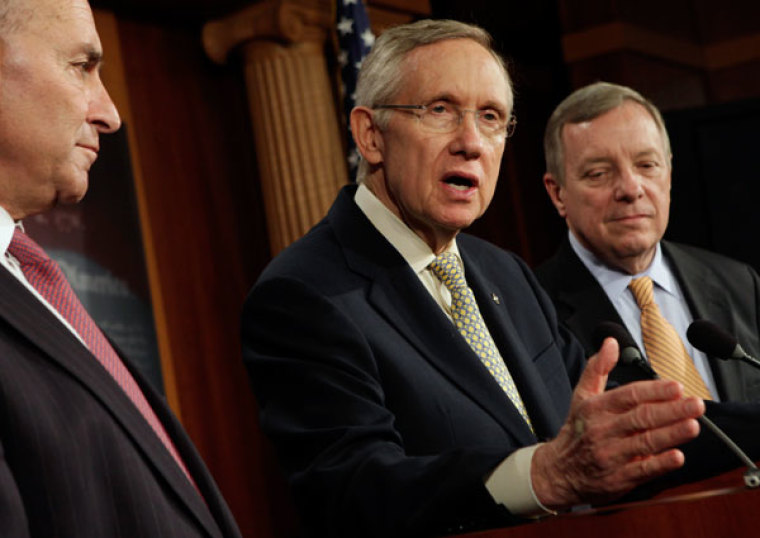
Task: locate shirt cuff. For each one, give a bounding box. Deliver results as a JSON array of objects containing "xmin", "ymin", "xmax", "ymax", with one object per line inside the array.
[{"xmin": 484, "ymin": 444, "xmax": 557, "ymax": 518}]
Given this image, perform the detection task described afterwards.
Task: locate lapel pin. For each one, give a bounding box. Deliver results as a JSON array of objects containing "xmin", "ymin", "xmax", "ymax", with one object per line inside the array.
[{"xmin": 492, "ymin": 293, "xmax": 500, "ymax": 305}]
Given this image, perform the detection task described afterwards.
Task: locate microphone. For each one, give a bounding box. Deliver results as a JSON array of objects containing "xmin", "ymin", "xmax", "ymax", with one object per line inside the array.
[
  {"xmin": 594, "ymin": 321, "xmax": 760, "ymax": 488},
  {"xmin": 687, "ymin": 319, "xmax": 760, "ymax": 371},
  {"xmin": 592, "ymin": 321, "xmax": 655, "ymax": 377}
]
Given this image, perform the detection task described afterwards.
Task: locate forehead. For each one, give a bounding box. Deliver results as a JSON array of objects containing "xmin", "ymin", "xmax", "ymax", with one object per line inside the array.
[
  {"xmin": 15, "ymin": 0, "xmax": 98, "ymax": 38},
  {"xmin": 396, "ymin": 38, "xmax": 511, "ymax": 109},
  {"xmin": 562, "ymin": 102, "xmax": 665, "ymax": 159}
]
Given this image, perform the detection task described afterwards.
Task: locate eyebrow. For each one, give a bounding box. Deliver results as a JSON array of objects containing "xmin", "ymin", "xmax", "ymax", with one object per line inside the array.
[
  {"xmin": 424, "ymin": 92, "xmax": 508, "ymax": 113},
  {"xmin": 633, "ymin": 149, "xmax": 664, "ymax": 160},
  {"xmin": 74, "ymin": 43, "xmax": 104, "ymax": 62},
  {"xmin": 578, "ymin": 156, "xmax": 612, "ymax": 167},
  {"xmin": 82, "ymin": 46, "xmax": 107, "ymax": 73},
  {"xmin": 86, "ymin": 48, "xmax": 104, "ymax": 63}
]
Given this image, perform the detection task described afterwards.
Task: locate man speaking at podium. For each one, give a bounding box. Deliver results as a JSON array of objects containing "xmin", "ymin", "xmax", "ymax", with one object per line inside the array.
[{"xmin": 242, "ymin": 20, "xmax": 716, "ymax": 537}]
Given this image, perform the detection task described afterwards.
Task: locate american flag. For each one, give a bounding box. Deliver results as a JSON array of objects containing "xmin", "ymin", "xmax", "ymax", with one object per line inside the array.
[{"xmin": 336, "ymin": 0, "xmax": 374, "ymax": 180}]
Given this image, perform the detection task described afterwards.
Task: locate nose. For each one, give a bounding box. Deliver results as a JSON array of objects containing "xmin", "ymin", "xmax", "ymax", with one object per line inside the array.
[
  {"xmin": 614, "ymin": 167, "xmax": 644, "ymax": 201},
  {"xmin": 89, "ymin": 75, "xmax": 122, "ymax": 134},
  {"xmin": 449, "ymin": 111, "xmax": 484, "ymax": 159}
]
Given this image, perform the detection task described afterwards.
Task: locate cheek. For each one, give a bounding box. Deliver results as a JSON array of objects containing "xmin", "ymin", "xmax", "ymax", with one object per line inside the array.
[
  {"xmin": 647, "ymin": 183, "xmax": 671, "ymax": 220},
  {"xmin": 569, "ymin": 192, "xmax": 607, "ymax": 229},
  {"xmin": 568, "ymin": 188, "xmax": 600, "ymax": 212}
]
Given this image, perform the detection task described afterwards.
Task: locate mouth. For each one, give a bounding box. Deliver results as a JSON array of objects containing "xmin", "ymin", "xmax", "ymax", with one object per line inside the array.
[
  {"xmin": 610, "ymin": 213, "xmax": 652, "ymax": 224},
  {"xmin": 442, "ymin": 174, "xmax": 479, "ymax": 192},
  {"xmin": 78, "ymin": 142, "xmax": 99, "ymax": 154}
]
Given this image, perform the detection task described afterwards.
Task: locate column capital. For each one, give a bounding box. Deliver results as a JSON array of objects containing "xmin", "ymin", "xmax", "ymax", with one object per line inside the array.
[{"xmin": 203, "ymin": 0, "xmax": 332, "ymax": 64}]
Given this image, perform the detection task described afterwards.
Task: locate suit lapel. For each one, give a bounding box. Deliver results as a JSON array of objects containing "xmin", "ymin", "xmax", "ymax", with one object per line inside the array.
[
  {"xmin": 663, "ymin": 242, "xmax": 744, "ymax": 400},
  {"xmin": 548, "ymin": 240, "xmax": 625, "ymax": 353},
  {"xmin": 329, "ymin": 187, "xmax": 536, "ymax": 444},
  {"xmin": 664, "ymin": 242, "xmax": 732, "ymax": 328},
  {"xmin": 540, "ymin": 240, "xmax": 654, "ymax": 386},
  {"xmin": 462, "ymin": 256, "xmax": 562, "ymax": 441},
  {"xmin": 0, "ymin": 267, "xmax": 221, "ymax": 537}
]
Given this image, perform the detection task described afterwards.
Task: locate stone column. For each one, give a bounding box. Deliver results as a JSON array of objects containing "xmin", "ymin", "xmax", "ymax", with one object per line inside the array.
[{"xmin": 204, "ymin": 0, "xmax": 348, "ymax": 255}]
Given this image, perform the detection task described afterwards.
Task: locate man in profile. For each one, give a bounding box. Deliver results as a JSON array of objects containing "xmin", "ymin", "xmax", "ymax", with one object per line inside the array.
[
  {"xmin": 242, "ymin": 20, "xmax": 705, "ymax": 537},
  {"xmin": 0, "ymin": 1, "xmax": 240, "ymax": 536},
  {"xmin": 536, "ymin": 81, "xmax": 760, "ymax": 402}
]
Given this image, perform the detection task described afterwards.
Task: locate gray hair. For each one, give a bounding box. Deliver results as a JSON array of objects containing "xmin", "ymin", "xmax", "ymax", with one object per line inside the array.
[
  {"xmin": 544, "ymin": 81, "xmax": 671, "ymax": 185},
  {"xmin": 354, "ymin": 19, "xmax": 512, "ymax": 183}
]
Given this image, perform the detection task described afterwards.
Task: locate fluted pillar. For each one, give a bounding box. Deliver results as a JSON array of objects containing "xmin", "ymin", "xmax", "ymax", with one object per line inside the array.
[{"xmin": 204, "ymin": 0, "xmax": 348, "ymax": 255}]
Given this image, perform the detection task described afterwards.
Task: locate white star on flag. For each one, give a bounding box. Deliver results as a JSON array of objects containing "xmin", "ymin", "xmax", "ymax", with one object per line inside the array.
[
  {"xmin": 336, "ymin": 0, "xmax": 374, "ymax": 180},
  {"xmin": 360, "ymin": 29, "xmax": 375, "ymax": 48},
  {"xmin": 337, "ymin": 17, "xmax": 354, "ymax": 36},
  {"xmin": 337, "ymin": 50, "xmax": 349, "ymax": 68}
]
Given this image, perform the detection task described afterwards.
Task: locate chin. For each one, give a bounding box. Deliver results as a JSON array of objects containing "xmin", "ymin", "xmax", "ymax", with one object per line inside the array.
[
  {"xmin": 55, "ymin": 190, "xmax": 87, "ymax": 206},
  {"xmin": 440, "ymin": 209, "xmax": 481, "ymax": 230},
  {"xmin": 615, "ymin": 240, "xmax": 656, "ymax": 259},
  {"xmin": 58, "ymin": 177, "xmax": 90, "ymax": 205}
]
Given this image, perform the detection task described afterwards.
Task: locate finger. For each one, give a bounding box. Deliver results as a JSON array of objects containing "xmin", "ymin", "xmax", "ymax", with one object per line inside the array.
[
  {"xmin": 592, "ymin": 415, "xmax": 701, "ymax": 469},
  {"xmin": 589, "ymin": 378, "xmax": 690, "ymax": 416},
  {"xmin": 616, "ymin": 448, "xmax": 687, "ymax": 487},
  {"xmin": 573, "ymin": 337, "xmax": 619, "ymax": 401},
  {"xmin": 611, "ymin": 396, "xmax": 705, "ymax": 437},
  {"xmin": 579, "ymin": 396, "xmax": 703, "ymax": 458},
  {"xmin": 582, "ymin": 449, "xmax": 687, "ymax": 499}
]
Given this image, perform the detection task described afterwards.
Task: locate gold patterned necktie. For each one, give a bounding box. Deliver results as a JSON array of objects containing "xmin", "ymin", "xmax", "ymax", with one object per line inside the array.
[
  {"xmin": 629, "ymin": 276, "xmax": 712, "ymax": 399},
  {"xmin": 430, "ymin": 252, "xmax": 533, "ymax": 430}
]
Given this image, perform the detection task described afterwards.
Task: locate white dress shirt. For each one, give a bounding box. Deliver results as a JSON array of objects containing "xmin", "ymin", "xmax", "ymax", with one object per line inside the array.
[
  {"xmin": 568, "ymin": 232, "xmax": 719, "ymax": 399},
  {"xmin": 0, "ymin": 207, "xmax": 87, "ymax": 346}
]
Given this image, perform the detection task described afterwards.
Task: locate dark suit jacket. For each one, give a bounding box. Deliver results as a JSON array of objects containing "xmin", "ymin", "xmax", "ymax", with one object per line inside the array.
[
  {"xmin": 535, "ymin": 238, "xmax": 760, "ymax": 402},
  {"xmin": 242, "ymin": 186, "xmax": 586, "ymax": 537},
  {"xmin": 0, "ymin": 267, "xmax": 241, "ymax": 537}
]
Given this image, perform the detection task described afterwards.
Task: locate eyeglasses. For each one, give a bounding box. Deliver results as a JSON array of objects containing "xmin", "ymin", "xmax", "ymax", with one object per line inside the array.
[{"xmin": 374, "ymin": 103, "xmax": 517, "ymax": 140}]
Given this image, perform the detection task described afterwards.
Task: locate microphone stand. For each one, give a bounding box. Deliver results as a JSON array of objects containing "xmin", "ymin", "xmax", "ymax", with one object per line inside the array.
[{"xmin": 627, "ymin": 355, "xmax": 760, "ymax": 488}]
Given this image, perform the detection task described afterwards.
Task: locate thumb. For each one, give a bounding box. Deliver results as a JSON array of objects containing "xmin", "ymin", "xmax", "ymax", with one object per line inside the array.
[{"xmin": 573, "ymin": 337, "xmax": 619, "ymax": 401}]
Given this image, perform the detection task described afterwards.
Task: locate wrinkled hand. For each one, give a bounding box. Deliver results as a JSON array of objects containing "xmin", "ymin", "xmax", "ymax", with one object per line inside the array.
[{"xmin": 532, "ymin": 337, "xmax": 705, "ymax": 509}]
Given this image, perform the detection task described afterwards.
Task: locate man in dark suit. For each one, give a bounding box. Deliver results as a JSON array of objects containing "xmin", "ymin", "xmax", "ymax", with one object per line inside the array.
[
  {"xmin": 0, "ymin": 1, "xmax": 240, "ymax": 536},
  {"xmin": 242, "ymin": 20, "xmax": 705, "ymax": 537},
  {"xmin": 536, "ymin": 82, "xmax": 760, "ymax": 402}
]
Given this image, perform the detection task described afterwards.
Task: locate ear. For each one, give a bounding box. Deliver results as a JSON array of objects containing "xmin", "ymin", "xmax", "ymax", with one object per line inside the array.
[
  {"xmin": 543, "ymin": 173, "xmax": 568, "ymax": 218},
  {"xmin": 350, "ymin": 106, "xmax": 384, "ymax": 166}
]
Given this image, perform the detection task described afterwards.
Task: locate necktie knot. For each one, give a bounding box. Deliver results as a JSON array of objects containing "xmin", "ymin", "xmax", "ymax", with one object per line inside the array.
[
  {"xmin": 629, "ymin": 276, "xmax": 655, "ymax": 308},
  {"xmin": 8, "ymin": 228, "xmax": 51, "ymax": 267},
  {"xmin": 430, "ymin": 252, "xmax": 467, "ymax": 290},
  {"xmin": 6, "ymin": 228, "xmax": 198, "ymax": 483}
]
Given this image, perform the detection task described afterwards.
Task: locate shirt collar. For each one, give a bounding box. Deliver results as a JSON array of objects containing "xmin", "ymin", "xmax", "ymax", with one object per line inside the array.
[
  {"xmin": 0, "ymin": 206, "xmax": 17, "ymax": 256},
  {"xmin": 568, "ymin": 231, "xmax": 678, "ymax": 300},
  {"xmin": 354, "ymin": 183, "xmax": 461, "ymax": 274}
]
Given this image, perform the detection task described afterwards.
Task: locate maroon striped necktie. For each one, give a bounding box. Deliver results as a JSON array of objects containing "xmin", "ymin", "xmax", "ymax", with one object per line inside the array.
[{"xmin": 8, "ymin": 228, "xmax": 197, "ymax": 484}]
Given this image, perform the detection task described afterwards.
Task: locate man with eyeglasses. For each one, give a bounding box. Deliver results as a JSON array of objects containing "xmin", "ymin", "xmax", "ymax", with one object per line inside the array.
[{"xmin": 242, "ymin": 20, "xmax": 705, "ymax": 537}]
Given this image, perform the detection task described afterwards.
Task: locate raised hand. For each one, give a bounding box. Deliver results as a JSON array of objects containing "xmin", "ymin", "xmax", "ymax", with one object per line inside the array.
[{"xmin": 531, "ymin": 337, "xmax": 705, "ymax": 509}]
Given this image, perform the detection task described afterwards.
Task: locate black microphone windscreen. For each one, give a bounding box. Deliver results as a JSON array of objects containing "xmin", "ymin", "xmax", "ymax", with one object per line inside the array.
[
  {"xmin": 593, "ymin": 321, "xmax": 637, "ymax": 350},
  {"xmin": 686, "ymin": 319, "xmax": 738, "ymax": 358},
  {"xmin": 593, "ymin": 321, "xmax": 653, "ymax": 373}
]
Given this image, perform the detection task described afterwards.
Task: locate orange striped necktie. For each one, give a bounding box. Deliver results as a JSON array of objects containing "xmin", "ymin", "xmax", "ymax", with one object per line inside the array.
[{"xmin": 628, "ymin": 276, "xmax": 712, "ymax": 399}]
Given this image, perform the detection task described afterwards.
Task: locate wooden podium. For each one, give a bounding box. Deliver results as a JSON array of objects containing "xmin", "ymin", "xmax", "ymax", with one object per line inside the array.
[{"xmin": 457, "ymin": 467, "xmax": 760, "ymax": 538}]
